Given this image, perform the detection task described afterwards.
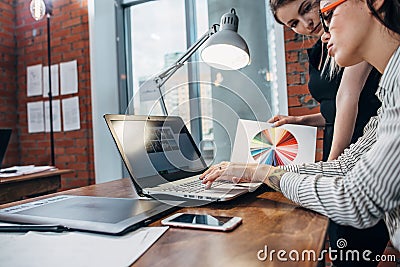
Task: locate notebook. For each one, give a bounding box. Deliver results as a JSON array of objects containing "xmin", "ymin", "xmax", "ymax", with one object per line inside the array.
[
  {"xmin": 104, "ymin": 114, "xmax": 258, "ymax": 203},
  {"xmin": 0, "ymin": 129, "xmax": 12, "ymax": 169}
]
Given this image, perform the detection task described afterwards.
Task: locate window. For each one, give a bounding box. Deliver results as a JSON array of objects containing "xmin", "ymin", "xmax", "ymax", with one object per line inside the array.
[{"xmin": 117, "ymin": 0, "xmax": 287, "ymax": 162}]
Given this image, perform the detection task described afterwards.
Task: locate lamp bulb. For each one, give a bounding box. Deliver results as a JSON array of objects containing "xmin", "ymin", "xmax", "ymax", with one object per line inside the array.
[{"xmin": 30, "ymin": 0, "xmax": 46, "ymax": 21}]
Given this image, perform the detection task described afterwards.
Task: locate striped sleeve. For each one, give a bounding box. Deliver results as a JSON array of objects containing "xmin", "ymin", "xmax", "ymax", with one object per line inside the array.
[{"xmin": 280, "ymin": 115, "xmax": 378, "ymax": 177}]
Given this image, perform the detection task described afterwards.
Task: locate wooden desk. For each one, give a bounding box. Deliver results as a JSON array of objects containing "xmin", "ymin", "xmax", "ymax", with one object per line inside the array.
[
  {"xmin": 0, "ymin": 178, "xmax": 328, "ymax": 266},
  {"xmin": 0, "ymin": 169, "xmax": 73, "ymax": 204}
]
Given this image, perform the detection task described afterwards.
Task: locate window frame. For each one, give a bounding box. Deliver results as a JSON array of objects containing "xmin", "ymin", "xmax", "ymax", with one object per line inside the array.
[{"xmin": 116, "ymin": 0, "xmax": 204, "ymax": 143}]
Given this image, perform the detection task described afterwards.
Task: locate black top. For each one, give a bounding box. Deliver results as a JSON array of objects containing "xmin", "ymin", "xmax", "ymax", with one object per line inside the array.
[{"xmin": 307, "ymin": 39, "xmax": 381, "ymax": 161}]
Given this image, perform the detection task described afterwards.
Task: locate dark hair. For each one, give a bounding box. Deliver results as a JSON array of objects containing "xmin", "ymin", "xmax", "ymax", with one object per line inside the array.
[
  {"xmin": 269, "ymin": 0, "xmax": 297, "ymax": 24},
  {"xmin": 366, "ymin": 0, "xmax": 400, "ymax": 35}
]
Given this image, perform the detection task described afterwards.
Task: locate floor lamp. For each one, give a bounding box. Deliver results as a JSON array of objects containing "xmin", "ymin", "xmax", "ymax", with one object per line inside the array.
[{"xmin": 30, "ymin": 0, "xmax": 55, "ymax": 166}]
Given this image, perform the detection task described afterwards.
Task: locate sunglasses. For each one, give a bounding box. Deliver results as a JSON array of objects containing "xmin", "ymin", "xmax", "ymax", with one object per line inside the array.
[{"xmin": 319, "ymin": 0, "xmax": 348, "ymax": 32}]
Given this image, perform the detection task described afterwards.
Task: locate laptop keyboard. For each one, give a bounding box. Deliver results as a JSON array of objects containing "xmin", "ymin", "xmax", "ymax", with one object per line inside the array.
[{"xmin": 160, "ymin": 179, "xmax": 231, "ymax": 193}]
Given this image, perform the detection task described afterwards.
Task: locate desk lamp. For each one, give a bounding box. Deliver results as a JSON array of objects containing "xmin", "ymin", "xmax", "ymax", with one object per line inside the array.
[
  {"xmin": 29, "ymin": 0, "xmax": 55, "ymax": 166},
  {"xmin": 152, "ymin": 8, "xmax": 250, "ymax": 115}
]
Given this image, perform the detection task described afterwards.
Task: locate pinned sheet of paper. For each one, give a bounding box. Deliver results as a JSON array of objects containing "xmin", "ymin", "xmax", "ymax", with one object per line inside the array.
[
  {"xmin": 62, "ymin": 96, "xmax": 80, "ymax": 131},
  {"xmin": 27, "ymin": 64, "xmax": 43, "ymax": 97},
  {"xmin": 60, "ymin": 60, "xmax": 78, "ymax": 95},
  {"xmin": 43, "ymin": 64, "xmax": 59, "ymax": 97},
  {"xmin": 27, "ymin": 101, "xmax": 44, "ymax": 133},
  {"xmin": 44, "ymin": 100, "xmax": 61, "ymax": 132},
  {"xmin": 231, "ymin": 119, "xmax": 317, "ymax": 166}
]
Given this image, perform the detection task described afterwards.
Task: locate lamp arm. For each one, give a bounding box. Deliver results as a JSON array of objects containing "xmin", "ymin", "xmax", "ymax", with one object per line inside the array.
[
  {"xmin": 151, "ymin": 24, "xmax": 218, "ymax": 115},
  {"xmin": 171, "ymin": 24, "xmax": 219, "ymax": 70},
  {"xmin": 154, "ymin": 24, "xmax": 218, "ymax": 88}
]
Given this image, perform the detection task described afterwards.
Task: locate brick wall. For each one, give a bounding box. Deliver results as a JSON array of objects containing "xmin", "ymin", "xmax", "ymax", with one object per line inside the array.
[
  {"xmin": 0, "ymin": 0, "xmax": 19, "ymax": 167},
  {"xmin": 11, "ymin": 0, "xmax": 93, "ymax": 189},
  {"xmin": 283, "ymin": 27, "xmax": 324, "ymax": 161}
]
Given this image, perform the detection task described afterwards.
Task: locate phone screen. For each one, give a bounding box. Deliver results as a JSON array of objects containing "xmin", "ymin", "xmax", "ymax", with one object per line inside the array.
[{"xmin": 170, "ymin": 214, "xmax": 233, "ymax": 226}]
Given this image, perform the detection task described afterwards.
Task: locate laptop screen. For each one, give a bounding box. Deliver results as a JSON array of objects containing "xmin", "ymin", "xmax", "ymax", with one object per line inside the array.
[{"xmin": 105, "ymin": 115, "xmax": 208, "ymax": 188}]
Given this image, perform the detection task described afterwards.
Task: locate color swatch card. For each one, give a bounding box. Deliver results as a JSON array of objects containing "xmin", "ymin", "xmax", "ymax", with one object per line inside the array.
[{"xmin": 231, "ymin": 119, "xmax": 317, "ymax": 166}]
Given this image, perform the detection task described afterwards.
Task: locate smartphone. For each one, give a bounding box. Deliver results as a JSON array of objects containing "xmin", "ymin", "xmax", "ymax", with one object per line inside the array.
[{"xmin": 161, "ymin": 213, "xmax": 242, "ymax": 231}]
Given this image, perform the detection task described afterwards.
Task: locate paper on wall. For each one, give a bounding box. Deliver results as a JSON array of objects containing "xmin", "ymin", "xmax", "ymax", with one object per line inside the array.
[
  {"xmin": 231, "ymin": 119, "xmax": 317, "ymax": 166},
  {"xmin": 43, "ymin": 64, "xmax": 60, "ymax": 97},
  {"xmin": 27, "ymin": 64, "xmax": 43, "ymax": 97},
  {"xmin": 62, "ymin": 96, "xmax": 80, "ymax": 131},
  {"xmin": 60, "ymin": 60, "xmax": 78, "ymax": 95},
  {"xmin": 44, "ymin": 100, "xmax": 61, "ymax": 132},
  {"xmin": 27, "ymin": 101, "xmax": 44, "ymax": 133}
]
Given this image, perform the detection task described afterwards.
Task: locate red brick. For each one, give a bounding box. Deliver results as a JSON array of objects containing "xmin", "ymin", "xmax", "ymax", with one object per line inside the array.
[
  {"xmin": 315, "ymin": 151, "xmax": 323, "ymax": 162},
  {"xmin": 284, "ymin": 40, "xmax": 310, "ymax": 52},
  {"xmin": 288, "ymin": 96, "xmax": 301, "ymax": 107},
  {"xmin": 289, "ymin": 106, "xmax": 319, "ymax": 116},
  {"xmin": 287, "ymin": 85, "xmax": 310, "ymax": 95},
  {"xmin": 286, "ymin": 62, "xmax": 308, "ymax": 74},
  {"xmin": 317, "ymin": 128, "xmax": 324, "ymax": 138}
]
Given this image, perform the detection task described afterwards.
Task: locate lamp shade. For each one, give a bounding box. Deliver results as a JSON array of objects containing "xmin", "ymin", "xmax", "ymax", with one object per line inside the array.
[
  {"xmin": 201, "ymin": 9, "xmax": 250, "ymax": 70},
  {"xmin": 30, "ymin": 0, "xmax": 46, "ymax": 21}
]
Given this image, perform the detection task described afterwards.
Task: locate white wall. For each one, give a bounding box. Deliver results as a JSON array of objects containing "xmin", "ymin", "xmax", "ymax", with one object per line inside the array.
[
  {"xmin": 88, "ymin": 0, "xmax": 123, "ymax": 183},
  {"xmin": 274, "ymin": 23, "xmax": 288, "ymax": 116}
]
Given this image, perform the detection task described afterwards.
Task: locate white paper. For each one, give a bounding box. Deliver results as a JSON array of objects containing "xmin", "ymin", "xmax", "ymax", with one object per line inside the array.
[
  {"xmin": 0, "ymin": 226, "xmax": 168, "ymax": 267},
  {"xmin": 60, "ymin": 60, "xmax": 78, "ymax": 95},
  {"xmin": 231, "ymin": 119, "xmax": 317, "ymax": 166},
  {"xmin": 0, "ymin": 165, "xmax": 57, "ymax": 178},
  {"xmin": 27, "ymin": 101, "xmax": 44, "ymax": 133},
  {"xmin": 44, "ymin": 100, "xmax": 61, "ymax": 132},
  {"xmin": 43, "ymin": 64, "xmax": 59, "ymax": 97},
  {"xmin": 27, "ymin": 64, "xmax": 43, "ymax": 97},
  {"xmin": 62, "ymin": 97, "xmax": 80, "ymax": 131}
]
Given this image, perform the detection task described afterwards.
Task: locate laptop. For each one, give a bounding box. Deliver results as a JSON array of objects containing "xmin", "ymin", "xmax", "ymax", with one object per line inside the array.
[
  {"xmin": 0, "ymin": 129, "xmax": 12, "ymax": 169},
  {"xmin": 104, "ymin": 114, "xmax": 257, "ymax": 203}
]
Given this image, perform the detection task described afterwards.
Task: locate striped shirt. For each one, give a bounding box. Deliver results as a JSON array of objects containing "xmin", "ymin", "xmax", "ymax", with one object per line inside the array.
[{"xmin": 280, "ymin": 46, "xmax": 400, "ymax": 250}]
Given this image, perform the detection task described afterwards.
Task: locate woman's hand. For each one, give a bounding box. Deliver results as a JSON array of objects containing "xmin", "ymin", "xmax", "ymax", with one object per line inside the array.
[
  {"xmin": 200, "ymin": 162, "xmax": 287, "ymax": 192},
  {"xmin": 268, "ymin": 115, "xmax": 302, "ymax": 127},
  {"xmin": 269, "ymin": 113, "xmax": 326, "ymax": 127}
]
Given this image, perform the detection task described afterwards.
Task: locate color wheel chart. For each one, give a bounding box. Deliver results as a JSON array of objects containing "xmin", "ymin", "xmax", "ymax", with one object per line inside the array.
[{"xmin": 250, "ymin": 128, "xmax": 298, "ymax": 166}]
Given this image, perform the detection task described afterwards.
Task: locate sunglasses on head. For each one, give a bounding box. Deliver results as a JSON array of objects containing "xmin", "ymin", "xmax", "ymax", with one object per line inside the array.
[{"xmin": 319, "ymin": 0, "xmax": 348, "ymax": 32}]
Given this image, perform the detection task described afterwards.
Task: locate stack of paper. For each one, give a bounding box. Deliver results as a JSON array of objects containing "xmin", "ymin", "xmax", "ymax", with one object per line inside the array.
[{"xmin": 0, "ymin": 165, "xmax": 57, "ymax": 178}]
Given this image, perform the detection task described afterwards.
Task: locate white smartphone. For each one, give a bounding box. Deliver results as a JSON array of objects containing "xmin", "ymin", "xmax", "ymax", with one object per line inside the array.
[{"xmin": 161, "ymin": 213, "xmax": 242, "ymax": 231}]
